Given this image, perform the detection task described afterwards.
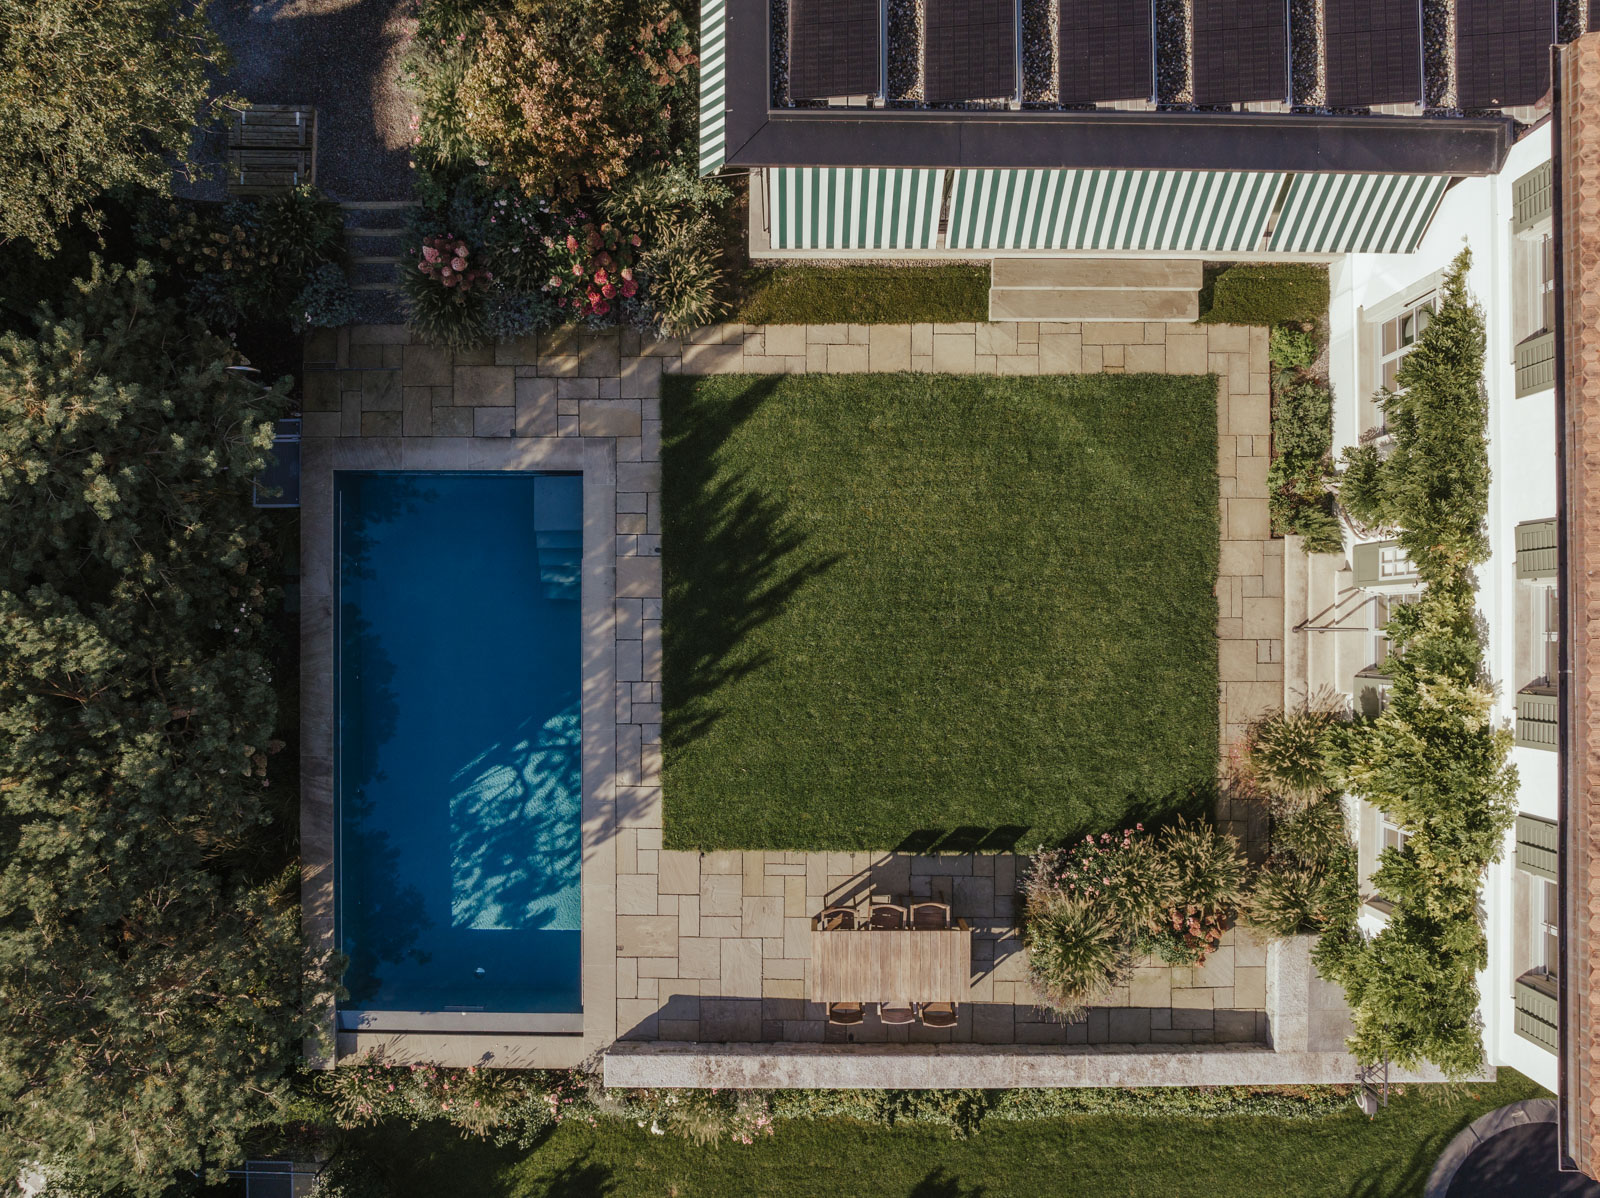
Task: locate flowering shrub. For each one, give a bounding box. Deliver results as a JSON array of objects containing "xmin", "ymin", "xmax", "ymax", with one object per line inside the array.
[
  {"xmin": 543, "ymin": 216, "xmax": 641, "ymax": 319},
  {"xmin": 1022, "ymin": 820, "xmax": 1246, "ymax": 1014},
  {"xmin": 416, "ymin": 233, "xmax": 492, "ymax": 293},
  {"xmin": 454, "ymin": 0, "xmax": 696, "ymax": 197}
]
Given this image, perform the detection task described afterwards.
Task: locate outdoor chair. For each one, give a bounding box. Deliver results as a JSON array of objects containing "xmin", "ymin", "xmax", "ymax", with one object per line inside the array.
[
  {"xmin": 869, "ymin": 903, "xmax": 908, "ymax": 930},
  {"xmin": 814, "ymin": 906, "xmax": 856, "ymax": 931},
  {"xmin": 827, "ymin": 1002, "xmax": 865, "ymax": 1026},
  {"xmin": 879, "ymin": 1002, "xmax": 916, "ymax": 1025},
  {"xmin": 918, "ymin": 1001, "xmax": 959, "ymax": 1028},
  {"xmin": 910, "ymin": 901, "xmax": 950, "ymax": 930}
]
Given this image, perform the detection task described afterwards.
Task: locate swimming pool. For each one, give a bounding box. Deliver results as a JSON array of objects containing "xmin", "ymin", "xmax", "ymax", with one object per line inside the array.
[{"xmin": 335, "ymin": 471, "xmax": 582, "ymax": 1024}]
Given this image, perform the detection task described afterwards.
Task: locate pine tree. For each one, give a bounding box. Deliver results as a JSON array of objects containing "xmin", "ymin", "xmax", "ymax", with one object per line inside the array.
[{"xmin": 0, "ymin": 261, "xmax": 326, "ymax": 1193}]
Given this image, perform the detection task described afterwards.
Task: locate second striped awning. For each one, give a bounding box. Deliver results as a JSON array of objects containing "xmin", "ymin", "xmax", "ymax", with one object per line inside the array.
[
  {"xmin": 1267, "ymin": 173, "xmax": 1451, "ymax": 254},
  {"xmin": 766, "ymin": 168, "xmax": 946, "ymax": 250},
  {"xmin": 945, "ymin": 169, "xmax": 1285, "ymax": 252}
]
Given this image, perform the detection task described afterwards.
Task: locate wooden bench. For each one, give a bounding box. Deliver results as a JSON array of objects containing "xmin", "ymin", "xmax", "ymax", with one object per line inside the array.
[{"xmin": 227, "ymin": 105, "xmax": 316, "ymax": 195}]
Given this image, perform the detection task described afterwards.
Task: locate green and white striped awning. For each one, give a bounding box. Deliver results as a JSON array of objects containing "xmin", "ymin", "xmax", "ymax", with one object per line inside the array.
[
  {"xmin": 1267, "ymin": 173, "xmax": 1450, "ymax": 254},
  {"xmin": 945, "ymin": 169, "xmax": 1285, "ymax": 252},
  {"xmin": 697, "ymin": 0, "xmax": 727, "ymax": 175},
  {"xmin": 766, "ymin": 168, "xmax": 946, "ymax": 250}
]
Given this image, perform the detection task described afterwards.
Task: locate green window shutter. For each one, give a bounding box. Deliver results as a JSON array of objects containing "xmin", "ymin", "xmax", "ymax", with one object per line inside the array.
[
  {"xmin": 1516, "ymin": 813, "xmax": 1559, "ymax": 881},
  {"xmin": 1516, "ymin": 686, "xmax": 1559, "ymax": 750},
  {"xmin": 1514, "ymin": 974, "xmax": 1559, "ymax": 1054},
  {"xmin": 1351, "ymin": 540, "xmax": 1417, "ymax": 589},
  {"xmin": 1515, "ymin": 519, "xmax": 1558, "ymax": 580},
  {"xmin": 1515, "ymin": 331, "xmax": 1557, "ymax": 397},
  {"xmin": 1513, "ymin": 162, "xmax": 1554, "ymax": 235}
]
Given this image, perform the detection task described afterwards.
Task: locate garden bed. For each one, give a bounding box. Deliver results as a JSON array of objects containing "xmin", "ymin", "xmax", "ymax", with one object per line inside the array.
[
  {"xmin": 337, "ymin": 1067, "xmax": 1547, "ymax": 1198},
  {"xmin": 661, "ymin": 372, "xmax": 1221, "ymax": 850}
]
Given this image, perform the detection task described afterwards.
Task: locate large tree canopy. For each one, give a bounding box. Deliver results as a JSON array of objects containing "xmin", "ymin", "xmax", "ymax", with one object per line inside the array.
[
  {"xmin": 0, "ymin": 0, "xmax": 228, "ymax": 247},
  {"xmin": 0, "ymin": 261, "xmax": 321, "ymax": 1193}
]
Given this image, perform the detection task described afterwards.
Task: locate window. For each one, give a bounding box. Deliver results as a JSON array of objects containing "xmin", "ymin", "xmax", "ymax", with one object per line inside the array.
[
  {"xmin": 1376, "ymin": 543, "xmax": 1414, "ymax": 584},
  {"xmin": 1536, "ymin": 877, "xmax": 1558, "ymax": 979},
  {"xmin": 1369, "ymin": 592, "xmax": 1417, "ymax": 670},
  {"xmin": 1541, "ymin": 233, "xmax": 1556, "ymax": 333},
  {"xmin": 1381, "ymin": 812, "xmax": 1409, "ymax": 855},
  {"xmin": 1377, "ymin": 299, "xmax": 1433, "ymax": 393},
  {"xmin": 1512, "ymin": 229, "xmax": 1558, "ymax": 347},
  {"xmin": 1530, "ymin": 583, "xmax": 1558, "ymax": 686}
]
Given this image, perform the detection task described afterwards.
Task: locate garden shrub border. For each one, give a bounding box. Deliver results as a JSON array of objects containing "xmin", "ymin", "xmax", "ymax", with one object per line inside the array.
[{"xmin": 1315, "ymin": 248, "xmax": 1519, "ymax": 1078}]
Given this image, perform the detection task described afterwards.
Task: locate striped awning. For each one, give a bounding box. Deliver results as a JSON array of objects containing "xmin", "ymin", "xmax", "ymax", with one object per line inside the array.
[
  {"xmin": 697, "ymin": 0, "xmax": 727, "ymax": 175},
  {"xmin": 1267, "ymin": 173, "xmax": 1450, "ymax": 254},
  {"xmin": 766, "ymin": 168, "xmax": 946, "ymax": 250},
  {"xmin": 945, "ymin": 169, "xmax": 1284, "ymax": 252}
]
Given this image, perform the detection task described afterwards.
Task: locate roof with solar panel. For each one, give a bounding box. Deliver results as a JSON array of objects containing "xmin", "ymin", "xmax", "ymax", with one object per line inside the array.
[{"xmin": 703, "ymin": 0, "xmax": 1565, "ymax": 174}]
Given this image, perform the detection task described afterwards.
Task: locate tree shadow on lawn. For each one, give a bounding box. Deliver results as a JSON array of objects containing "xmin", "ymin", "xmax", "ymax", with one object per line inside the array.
[
  {"xmin": 661, "ymin": 376, "xmax": 841, "ymax": 753},
  {"xmin": 892, "ymin": 782, "xmax": 1218, "ymax": 855}
]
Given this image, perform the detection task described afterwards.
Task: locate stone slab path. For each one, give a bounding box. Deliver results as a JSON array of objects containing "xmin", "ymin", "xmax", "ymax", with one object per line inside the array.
[{"xmin": 303, "ymin": 317, "xmax": 1281, "ymax": 1058}]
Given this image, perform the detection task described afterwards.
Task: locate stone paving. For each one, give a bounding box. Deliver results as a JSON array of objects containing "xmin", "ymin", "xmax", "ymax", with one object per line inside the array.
[{"xmin": 302, "ymin": 315, "xmax": 1282, "ymax": 1058}]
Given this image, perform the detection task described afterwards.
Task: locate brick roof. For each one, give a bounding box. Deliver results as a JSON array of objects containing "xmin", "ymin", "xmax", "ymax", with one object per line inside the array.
[{"xmin": 1558, "ymin": 32, "xmax": 1600, "ymax": 1180}]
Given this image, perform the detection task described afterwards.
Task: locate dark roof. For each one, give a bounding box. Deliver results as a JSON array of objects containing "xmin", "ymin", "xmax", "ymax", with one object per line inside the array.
[
  {"xmin": 1456, "ymin": 0, "xmax": 1555, "ymax": 109},
  {"xmin": 1190, "ymin": 0, "xmax": 1288, "ymax": 105},
  {"xmin": 720, "ymin": 0, "xmax": 1513, "ymax": 174},
  {"xmin": 922, "ymin": 0, "xmax": 1017, "ymax": 102},
  {"xmin": 1324, "ymin": 0, "xmax": 1423, "ymax": 108},
  {"xmin": 1057, "ymin": 0, "xmax": 1154, "ymax": 104},
  {"xmin": 787, "ymin": 0, "xmax": 880, "ymax": 100}
]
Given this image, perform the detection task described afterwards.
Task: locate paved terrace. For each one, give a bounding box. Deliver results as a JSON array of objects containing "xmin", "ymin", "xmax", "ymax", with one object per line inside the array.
[{"xmin": 302, "ymin": 317, "xmax": 1288, "ymax": 1068}]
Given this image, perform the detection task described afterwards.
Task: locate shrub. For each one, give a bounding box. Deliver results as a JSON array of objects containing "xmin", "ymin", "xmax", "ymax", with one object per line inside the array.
[
  {"xmin": 1241, "ymin": 708, "xmax": 1341, "ymax": 811},
  {"xmin": 1152, "ymin": 819, "xmax": 1247, "ymax": 965},
  {"xmin": 1022, "ymin": 892, "xmax": 1128, "ymax": 1018},
  {"xmin": 1334, "ymin": 249, "xmax": 1491, "ymax": 584},
  {"xmin": 402, "ymin": 253, "xmax": 490, "ymax": 351},
  {"xmin": 293, "ymin": 263, "xmax": 360, "ymax": 330},
  {"xmin": 1201, "ymin": 264, "xmax": 1330, "ymax": 327},
  {"xmin": 1027, "ymin": 827, "xmax": 1174, "ymax": 935},
  {"xmin": 136, "ymin": 187, "xmax": 346, "ymax": 329},
  {"xmin": 315, "ymin": 1061, "xmax": 580, "ymax": 1148},
  {"xmin": 1268, "ymin": 374, "xmax": 1339, "ymax": 550},
  {"xmin": 605, "ymin": 164, "xmax": 732, "ymax": 335},
  {"xmin": 542, "ymin": 216, "xmax": 642, "ymax": 319},
  {"xmin": 611, "ymin": 1089, "xmax": 776, "ymax": 1146},
  {"xmin": 1336, "ymin": 440, "xmax": 1388, "ymax": 529},
  {"xmin": 456, "ymin": 0, "xmax": 697, "ymax": 197},
  {"xmin": 1269, "ymin": 325, "xmax": 1319, "ymax": 372},
  {"xmin": 308, "ymin": 1155, "xmax": 395, "ymax": 1198}
]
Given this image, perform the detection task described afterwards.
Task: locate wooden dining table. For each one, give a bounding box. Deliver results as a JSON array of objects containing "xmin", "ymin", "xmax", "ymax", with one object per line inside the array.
[{"xmin": 809, "ymin": 928, "xmax": 972, "ymax": 1004}]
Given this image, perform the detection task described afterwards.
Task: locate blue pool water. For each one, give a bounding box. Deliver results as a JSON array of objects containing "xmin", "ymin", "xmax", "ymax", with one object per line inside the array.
[{"xmin": 336, "ymin": 472, "xmax": 582, "ymax": 1015}]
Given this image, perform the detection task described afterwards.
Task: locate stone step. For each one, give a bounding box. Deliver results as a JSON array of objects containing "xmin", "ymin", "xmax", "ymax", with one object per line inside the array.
[
  {"xmin": 347, "ymin": 258, "xmax": 401, "ymax": 289},
  {"xmin": 991, "ymin": 257, "xmax": 1204, "ymax": 291},
  {"xmin": 988, "ymin": 287, "xmax": 1198, "ymax": 322}
]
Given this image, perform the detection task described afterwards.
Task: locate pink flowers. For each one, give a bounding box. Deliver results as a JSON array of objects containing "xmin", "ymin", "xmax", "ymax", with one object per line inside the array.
[
  {"xmin": 415, "ymin": 234, "xmax": 490, "ymax": 293},
  {"xmin": 541, "ymin": 215, "xmax": 643, "ymax": 321}
]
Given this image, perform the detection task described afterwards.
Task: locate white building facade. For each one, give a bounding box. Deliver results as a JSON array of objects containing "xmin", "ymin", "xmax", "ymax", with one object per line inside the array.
[{"xmin": 1313, "ymin": 124, "xmax": 1560, "ymax": 1091}]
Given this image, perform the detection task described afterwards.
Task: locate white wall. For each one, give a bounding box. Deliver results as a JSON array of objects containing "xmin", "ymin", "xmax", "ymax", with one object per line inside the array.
[{"xmin": 1328, "ymin": 124, "xmax": 1559, "ymax": 1090}]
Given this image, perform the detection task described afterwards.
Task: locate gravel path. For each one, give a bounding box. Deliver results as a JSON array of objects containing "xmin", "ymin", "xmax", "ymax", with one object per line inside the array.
[{"xmin": 210, "ymin": 0, "xmax": 419, "ymax": 201}]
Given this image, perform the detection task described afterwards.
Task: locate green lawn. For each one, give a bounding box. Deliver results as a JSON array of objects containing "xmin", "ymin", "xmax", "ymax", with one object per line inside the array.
[
  {"xmin": 349, "ymin": 1070, "xmax": 1547, "ymax": 1198},
  {"xmin": 661, "ymin": 373, "xmax": 1220, "ymax": 851},
  {"xmin": 730, "ymin": 264, "xmax": 990, "ymax": 324}
]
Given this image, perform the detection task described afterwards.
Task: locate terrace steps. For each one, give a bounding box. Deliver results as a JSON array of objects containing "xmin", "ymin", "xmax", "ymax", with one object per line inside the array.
[{"xmin": 987, "ymin": 258, "xmax": 1202, "ymax": 322}]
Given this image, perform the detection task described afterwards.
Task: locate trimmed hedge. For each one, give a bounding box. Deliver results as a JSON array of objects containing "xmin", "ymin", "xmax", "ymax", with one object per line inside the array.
[
  {"xmin": 1200, "ymin": 264, "xmax": 1329, "ymax": 327},
  {"xmin": 730, "ymin": 264, "xmax": 990, "ymax": 324}
]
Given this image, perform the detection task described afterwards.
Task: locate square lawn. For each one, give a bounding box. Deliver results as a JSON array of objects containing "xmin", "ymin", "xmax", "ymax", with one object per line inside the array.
[{"xmin": 660, "ymin": 372, "xmax": 1220, "ymax": 850}]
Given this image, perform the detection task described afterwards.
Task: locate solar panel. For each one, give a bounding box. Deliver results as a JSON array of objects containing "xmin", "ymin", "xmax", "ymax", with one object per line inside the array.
[
  {"xmin": 1456, "ymin": 0, "xmax": 1554, "ymax": 109},
  {"xmin": 1324, "ymin": 0, "xmax": 1421, "ymax": 107},
  {"xmin": 923, "ymin": 0, "xmax": 1017, "ymax": 102},
  {"xmin": 788, "ymin": 0, "xmax": 880, "ymax": 100},
  {"xmin": 1058, "ymin": 0, "xmax": 1153, "ymax": 103},
  {"xmin": 1190, "ymin": 0, "xmax": 1287, "ymax": 106}
]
